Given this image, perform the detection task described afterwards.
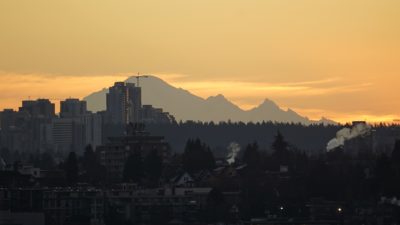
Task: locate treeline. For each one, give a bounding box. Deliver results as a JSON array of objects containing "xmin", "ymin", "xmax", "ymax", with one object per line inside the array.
[
  {"xmin": 147, "ymin": 121, "xmax": 339, "ymax": 154},
  {"xmin": 146, "ymin": 121, "xmax": 400, "ymax": 154}
]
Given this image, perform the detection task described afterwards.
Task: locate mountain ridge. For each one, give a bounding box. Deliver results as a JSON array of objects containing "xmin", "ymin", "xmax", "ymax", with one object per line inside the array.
[{"xmin": 83, "ymin": 75, "xmax": 336, "ymax": 125}]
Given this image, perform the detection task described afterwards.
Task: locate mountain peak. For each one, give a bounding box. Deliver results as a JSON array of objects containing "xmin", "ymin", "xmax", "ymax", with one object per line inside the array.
[
  {"xmin": 83, "ymin": 76, "xmax": 333, "ymax": 124},
  {"xmin": 317, "ymin": 117, "xmax": 338, "ymax": 125},
  {"xmin": 125, "ymin": 75, "xmax": 167, "ymax": 85},
  {"xmin": 205, "ymin": 94, "xmax": 241, "ymax": 111},
  {"xmin": 206, "ymin": 94, "xmax": 227, "ymax": 101},
  {"xmin": 257, "ymin": 98, "xmax": 280, "ymax": 110}
]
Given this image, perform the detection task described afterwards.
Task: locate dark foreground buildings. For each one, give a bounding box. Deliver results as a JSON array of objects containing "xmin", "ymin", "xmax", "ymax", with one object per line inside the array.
[{"xmin": 99, "ymin": 123, "xmax": 171, "ymax": 181}]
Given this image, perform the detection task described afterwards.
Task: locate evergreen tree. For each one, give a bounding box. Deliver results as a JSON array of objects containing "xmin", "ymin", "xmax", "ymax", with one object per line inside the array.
[
  {"xmin": 391, "ymin": 139, "xmax": 400, "ymax": 162},
  {"xmin": 82, "ymin": 145, "xmax": 96, "ymax": 170},
  {"xmin": 375, "ymin": 154, "xmax": 395, "ymax": 195},
  {"xmin": 182, "ymin": 138, "xmax": 215, "ymax": 173},
  {"xmin": 271, "ymin": 131, "xmax": 291, "ymax": 166},
  {"xmin": 242, "ymin": 142, "xmax": 260, "ymax": 167},
  {"xmin": 65, "ymin": 151, "xmax": 79, "ymax": 184},
  {"xmin": 81, "ymin": 145, "xmax": 106, "ymax": 184},
  {"xmin": 391, "ymin": 140, "xmax": 400, "ymax": 195}
]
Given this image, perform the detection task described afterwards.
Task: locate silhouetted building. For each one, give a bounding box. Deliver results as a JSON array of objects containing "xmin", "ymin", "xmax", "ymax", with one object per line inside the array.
[
  {"xmin": 0, "ymin": 103, "xmax": 53, "ymax": 154},
  {"xmin": 51, "ymin": 112, "xmax": 103, "ymax": 154},
  {"xmin": 106, "ymin": 82, "xmax": 141, "ymax": 124},
  {"xmin": 16, "ymin": 99, "xmax": 55, "ymax": 153},
  {"xmin": 99, "ymin": 123, "xmax": 171, "ymax": 180},
  {"xmin": 106, "ymin": 186, "xmax": 213, "ymax": 224},
  {"xmin": 42, "ymin": 188, "xmax": 101, "ymax": 225},
  {"xmin": 60, "ymin": 98, "xmax": 87, "ymax": 118},
  {"xmin": 52, "ymin": 98, "xmax": 102, "ymax": 153},
  {"xmin": 81, "ymin": 112, "xmax": 103, "ymax": 149},
  {"xmin": 141, "ymin": 105, "xmax": 176, "ymax": 124},
  {"xmin": 19, "ymin": 99, "xmax": 55, "ymax": 119},
  {"xmin": 0, "ymin": 109, "xmax": 19, "ymax": 130},
  {"xmin": 0, "ymin": 211, "xmax": 45, "ymax": 225},
  {"xmin": 0, "ymin": 109, "xmax": 26, "ymax": 152},
  {"xmin": 51, "ymin": 118, "xmax": 85, "ymax": 153}
]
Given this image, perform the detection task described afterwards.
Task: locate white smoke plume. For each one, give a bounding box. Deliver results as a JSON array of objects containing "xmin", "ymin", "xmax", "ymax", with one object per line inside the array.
[
  {"xmin": 326, "ymin": 122, "xmax": 372, "ymax": 152},
  {"xmin": 380, "ymin": 197, "xmax": 400, "ymax": 207},
  {"xmin": 226, "ymin": 142, "xmax": 241, "ymax": 164}
]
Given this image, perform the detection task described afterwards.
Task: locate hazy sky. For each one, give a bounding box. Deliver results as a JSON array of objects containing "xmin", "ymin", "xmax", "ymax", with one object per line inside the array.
[{"xmin": 0, "ymin": 0, "xmax": 399, "ymax": 123}]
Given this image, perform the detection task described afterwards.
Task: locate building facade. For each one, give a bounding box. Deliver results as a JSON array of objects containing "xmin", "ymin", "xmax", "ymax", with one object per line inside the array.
[
  {"xmin": 60, "ymin": 98, "xmax": 87, "ymax": 118},
  {"xmin": 106, "ymin": 82, "xmax": 141, "ymax": 125},
  {"xmin": 99, "ymin": 124, "xmax": 171, "ymax": 180}
]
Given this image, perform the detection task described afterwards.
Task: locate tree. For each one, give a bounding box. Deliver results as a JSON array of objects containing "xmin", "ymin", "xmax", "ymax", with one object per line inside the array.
[
  {"xmin": 123, "ymin": 151, "xmax": 143, "ymax": 183},
  {"xmin": 65, "ymin": 151, "xmax": 79, "ymax": 184},
  {"xmin": 81, "ymin": 145, "xmax": 106, "ymax": 184},
  {"xmin": 390, "ymin": 140, "xmax": 400, "ymax": 195},
  {"xmin": 391, "ymin": 139, "xmax": 400, "ymax": 162},
  {"xmin": 271, "ymin": 131, "xmax": 291, "ymax": 167},
  {"xmin": 182, "ymin": 138, "xmax": 215, "ymax": 173},
  {"xmin": 375, "ymin": 154, "xmax": 395, "ymax": 196},
  {"xmin": 82, "ymin": 145, "xmax": 96, "ymax": 170},
  {"xmin": 144, "ymin": 148, "xmax": 163, "ymax": 185},
  {"xmin": 242, "ymin": 142, "xmax": 260, "ymax": 167}
]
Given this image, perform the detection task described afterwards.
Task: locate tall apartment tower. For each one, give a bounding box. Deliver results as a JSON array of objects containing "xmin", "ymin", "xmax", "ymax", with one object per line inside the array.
[
  {"xmin": 60, "ymin": 98, "xmax": 87, "ymax": 118},
  {"xmin": 17, "ymin": 99, "xmax": 55, "ymax": 153},
  {"xmin": 106, "ymin": 82, "xmax": 142, "ymax": 124},
  {"xmin": 53, "ymin": 98, "xmax": 102, "ymax": 153},
  {"xmin": 19, "ymin": 99, "xmax": 55, "ymax": 119}
]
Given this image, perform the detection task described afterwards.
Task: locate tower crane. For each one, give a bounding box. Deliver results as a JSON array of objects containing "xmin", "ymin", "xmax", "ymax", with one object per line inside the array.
[{"xmin": 133, "ymin": 73, "xmax": 149, "ymax": 87}]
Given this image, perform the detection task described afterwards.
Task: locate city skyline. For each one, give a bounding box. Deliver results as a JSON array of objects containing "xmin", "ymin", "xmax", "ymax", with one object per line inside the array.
[
  {"xmin": 1, "ymin": 0, "xmax": 400, "ymax": 123},
  {"xmin": 0, "ymin": 74, "xmax": 398, "ymax": 124}
]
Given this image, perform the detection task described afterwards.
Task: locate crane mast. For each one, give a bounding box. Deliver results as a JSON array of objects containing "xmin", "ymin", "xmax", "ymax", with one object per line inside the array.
[{"xmin": 133, "ymin": 73, "xmax": 149, "ymax": 87}]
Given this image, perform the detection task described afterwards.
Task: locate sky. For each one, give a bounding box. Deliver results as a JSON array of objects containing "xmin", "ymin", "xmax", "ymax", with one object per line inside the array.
[{"xmin": 0, "ymin": 0, "xmax": 399, "ymax": 123}]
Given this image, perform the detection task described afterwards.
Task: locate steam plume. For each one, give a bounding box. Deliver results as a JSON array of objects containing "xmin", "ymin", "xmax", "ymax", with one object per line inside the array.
[
  {"xmin": 380, "ymin": 197, "xmax": 400, "ymax": 207},
  {"xmin": 326, "ymin": 122, "xmax": 371, "ymax": 151},
  {"xmin": 226, "ymin": 142, "xmax": 241, "ymax": 164}
]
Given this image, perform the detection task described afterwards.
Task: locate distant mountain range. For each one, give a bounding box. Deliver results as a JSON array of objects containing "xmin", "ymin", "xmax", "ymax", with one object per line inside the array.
[{"xmin": 84, "ymin": 76, "xmax": 336, "ymax": 125}]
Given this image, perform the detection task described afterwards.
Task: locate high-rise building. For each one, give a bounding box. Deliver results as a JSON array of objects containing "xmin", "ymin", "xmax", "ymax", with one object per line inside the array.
[
  {"xmin": 19, "ymin": 99, "xmax": 55, "ymax": 119},
  {"xmin": 127, "ymin": 83, "xmax": 142, "ymax": 123},
  {"xmin": 106, "ymin": 82, "xmax": 141, "ymax": 124},
  {"xmin": 52, "ymin": 99, "xmax": 102, "ymax": 153},
  {"xmin": 60, "ymin": 98, "xmax": 87, "ymax": 118},
  {"xmin": 141, "ymin": 105, "xmax": 176, "ymax": 124},
  {"xmin": 82, "ymin": 112, "xmax": 103, "ymax": 149},
  {"xmin": 17, "ymin": 99, "xmax": 54, "ymax": 153},
  {"xmin": 0, "ymin": 109, "xmax": 18, "ymax": 131},
  {"xmin": 0, "ymin": 109, "xmax": 30, "ymax": 152}
]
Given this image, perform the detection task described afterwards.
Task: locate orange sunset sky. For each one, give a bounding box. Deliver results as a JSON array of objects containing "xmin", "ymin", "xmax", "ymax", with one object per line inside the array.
[{"xmin": 0, "ymin": 0, "xmax": 399, "ymax": 123}]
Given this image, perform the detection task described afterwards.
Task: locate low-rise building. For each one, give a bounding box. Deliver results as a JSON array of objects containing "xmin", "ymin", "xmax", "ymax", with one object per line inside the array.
[{"xmin": 99, "ymin": 123, "xmax": 171, "ymax": 181}]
